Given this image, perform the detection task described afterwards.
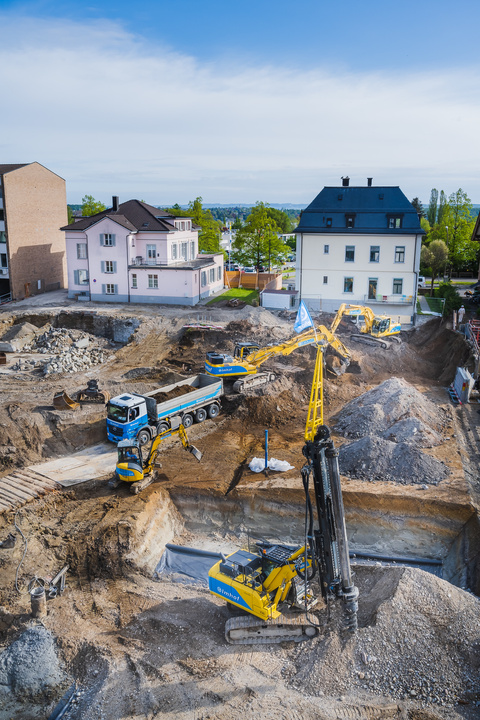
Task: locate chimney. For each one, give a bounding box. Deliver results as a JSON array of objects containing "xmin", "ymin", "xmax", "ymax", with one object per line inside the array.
[
  {"xmin": 341, "ymin": 176, "xmax": 350, "ymax": 187},
  {"xmin": 112, "ymin": 196, "xmax": 119, "ymax": 211},
  {"xmin": 367, "ymin": 178, "xmax": 373, "ymax": 187}
]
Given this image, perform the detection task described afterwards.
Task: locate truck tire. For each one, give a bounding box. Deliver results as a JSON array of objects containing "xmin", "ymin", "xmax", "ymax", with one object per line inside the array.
[
  {"xmin": 195, "ymin": 408, "xmax": 207, "ymax": 423},
  {"xmin": 137, "ymin": 428, "xmax": 151, "ymax": 446},
  {"xmin": 182, "ymin": 413, "xmax": 194, "ymax": 428},
  {"xmin": 157, "ymin": 422, "xmax": 169, "ymax": 434},
  {"xmin": 208, "ymin": 403, "xmax": 220, "ymax": 419}
]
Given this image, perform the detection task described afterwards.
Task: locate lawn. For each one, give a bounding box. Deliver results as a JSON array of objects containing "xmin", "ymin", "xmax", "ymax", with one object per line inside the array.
[{"xmin": 206, "ymin": 288, "xmax": 260, "ymax": 306}]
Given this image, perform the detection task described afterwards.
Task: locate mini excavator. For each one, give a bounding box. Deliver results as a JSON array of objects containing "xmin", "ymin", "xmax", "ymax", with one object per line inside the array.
[
  {"xmin": 205, "ymin": 325, "xmax": 351, "ymax": 392},
  {"xmin": 208, "ymin": 341, "xmax": 359, "ymax": 644},
  {"xmin": 112, "ymin": 417, "xmax": 202, "ymax": 494},
  {"xmin": 330, "ymin": 303, "xmax": 401, "ymax": 349}
]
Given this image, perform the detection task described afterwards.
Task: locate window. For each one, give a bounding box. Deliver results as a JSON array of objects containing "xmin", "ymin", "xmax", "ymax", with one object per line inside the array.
[
  {"xmin": 388, "ymin": 216, "xmax": 402, "ymax": 229},
  {"xmin": 147, "ymin": 245, "xmax": 156, "ymax": 263},
  {"xmin": 395, "ymin": 246, "xmax": 405, "ymax": 263},
  {"xmin": 324, "ymin": 244, "xmax": 329, "ymax": 254},
  {"xmin": 346, "ymin": 215, "xmax": 355, "ymax": 228},
  {"xmin": 148, "ymin": 274, "xmax": 158, "ymax": 289},
  {"xmin": 201, "ymin": 271, "xmax": 207, "ymax": 287},
  {"xmin": 0, "ymin": 253, "xmax": 7, "ymax": 268},
  {"xmin": 74, "ymin": 269, "xmax": 89, "ymax": 285},
  {"xmin": 368, "ymin": 278, "xmax": 378, "ymax": 300},
  {"xmin": 171, "ymin": 244, "xmax": 177, "ymax": 260},
  {"xmin": 191, "ymin": 241, "xmax": 195, "ymax": 260},
  {"xmin": 393, "ymin": 278, "xmax": 403, "ymax": 294},
  {"xmin": 77, "ymin": 243, "xmax": 87, "ymax": 259},
  {"xmin": 105, "ymin": 284, "xmax": 116, "ymax": 294},
  {"xmin": 181, "ymin": 221, "xmax": 185, "ymax": 231},
  {"xmin": 326, "ymin": 218, "xmax": 332, "ymax": 228},
  {"xmin": 345, "ymin": 246, "xmax": 355, "ymax": 262},
  {"xmin": 217, "ymin": 266, "xmax": 222, "ymax": 280},
  {"xmin": 209, "ymin": 268, "xmax": 215, "ymax": 283},
  {"xmin": 101, "ymin": 260, "xmax": 116, "ymax": 273},
  {"xmin": 0, "ymin": 209, "xmax": 4, "ymax": 221},
  {"xmin": 370, "ymin": 246, "xmax": 380, "ymax": 262},
  {"xmin": 344, "ymin": 277, "xmax": 354, "ymax": 293},
  {"xmin": 101, "ymin": 233, "xmax": 115, "ymax": 247},
  {"xmin": 105, "ymin": 260, "xmax": 114, "ymax": 273},
  {"xmin": 131, "ymin": 274, "xmax": 137, "ymax": 288},
  {"xmin": 323, "ymin": 276, "xmax": 328, "ymax": 284},
  {"xmin": 0, "ymin": 232, "xmax": 5, "ymax": 243},
  {"xmin": 181, "ymin": 242, "xmax": 188, "ymax": 260}
]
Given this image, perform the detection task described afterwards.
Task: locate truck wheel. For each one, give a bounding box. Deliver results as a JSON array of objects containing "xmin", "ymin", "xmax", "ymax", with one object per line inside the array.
[
  {"xmin": 157, "ymin": 422, "xmax": 169, "ymax": 434},
  {"xmin": 208, "ymin": 404, "xmax": 220, "ymax": 418},
  {"xmin": 195, "ymin": 408, "xmax": 207, "ymax": 423},
  {"xmin": 137, "ymin": 429, "xmax": 151, "ymax": 446},
  {"xmin": 182, "ymin": 413, "xmax": 194, "ymax": 428}
]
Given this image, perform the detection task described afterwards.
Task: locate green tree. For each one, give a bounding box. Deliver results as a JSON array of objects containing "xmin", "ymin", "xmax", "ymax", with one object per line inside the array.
[
  {"xmin": 67, "ymin": 205, "xmax": 75, "ymax": 224},
  {"xmin": 443, "ymin": 189, "xmax": 476, "ymax": 275},
  {"xmin": 434, "ymin": 282, "xmax": 462, "ymax": 314},
  {"xmin": 81, "ymin": 195, "xmax": 106, "ymax": 216},
  {"xmin": 427, "ymin": 188, "xmax": 438, "ymax": 226},
  {"xmin": 411, "ymin": 197, "xmax": 425, "ymax": 218},
  {"xmin": 187, "ymin": 197, "xmax": 222, "ymax": 253},
  {"xmin": 231, "ymin": 217, "xmax": 243, "ymax": 231},
  {"xmin": 264, "ymin": 207, "xmax": 294, "ymax": 233},
  {"xmin": 437, "ymin": 190, "xmax": 448, "ymax": 225},
  {"xmin": 231, "ymin": 202, "xmax": 288, "ymax": 270},
  {"xmin": 421, "ymin": 239, "xmax": 448, "ymax": 294}
]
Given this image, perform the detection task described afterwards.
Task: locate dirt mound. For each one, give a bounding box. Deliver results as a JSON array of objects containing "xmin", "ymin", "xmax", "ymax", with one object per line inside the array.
[
  {"xmin": 290, "ymin": 566, "xmax": 480, "ymax": 707},
  {"xmin": 335, "ymin": 377, "xmax": 447, "ymax": 438},
  {"xmin": 381, "ymin": 417, "xmax": 442, "ymax": 447},
  {"xmin": 407, "ymin": 317, "xmax": 474, "ymax": 383},
  {"xmin": 338, "ymin": 435, "xmax": 450, "ymax": 485}
]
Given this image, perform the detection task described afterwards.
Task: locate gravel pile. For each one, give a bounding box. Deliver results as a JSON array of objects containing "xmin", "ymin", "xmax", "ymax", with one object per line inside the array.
[
  {"xmin": 338, "ymin": 435, "xmax": 449, "ymax": 485},
  {"xmin": 288, "ymin": 566, "xmax": 480, "ymax": 710},
  {"xmin": 21, "ymin": 327, "xmax": 110, "ymax": 375}
]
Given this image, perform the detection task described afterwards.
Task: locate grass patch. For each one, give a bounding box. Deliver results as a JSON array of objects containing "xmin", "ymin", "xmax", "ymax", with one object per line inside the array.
[{"xmin": 207, "ymin": 288, "xmax": 260, "ymax": 306}]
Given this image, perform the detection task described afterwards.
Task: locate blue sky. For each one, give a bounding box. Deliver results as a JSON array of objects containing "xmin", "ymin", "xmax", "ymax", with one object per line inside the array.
[{"xmin": 1, "ymin": 0, "xmax": 480, "ymax": 205}]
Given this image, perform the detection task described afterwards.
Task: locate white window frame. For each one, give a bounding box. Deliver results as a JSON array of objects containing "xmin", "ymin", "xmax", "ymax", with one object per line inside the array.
[
  {"xmin": 105, "ymin": 283, "xmax": 116, "ymax": 294},
  {"xmin": 395, "ymin": 246, "xmax": 405, "ymax": 263},
  {"xmin": 148, "ymin": 274, "xmax": 158, "ymax": 289},
  {"xmin": 324, "ymin": 244, "xmax": 329, "ymax": 254},
  {"xmin": 147, "ymin": 245, "xmax": 157, "ymax": 264},
  {"xmin": 190, "ymin": 241, "xmax": 195, "ymax": 260},
  {"xmin": 344, "ymin": 277, "xmax": 354, "ymax": 293},
  {"xmin": 181, "ymin": 242, "xmax": 188, "ymax": 261},
  {"xmin": 171, "ymin": 243, "xmax": 178, "ymax": 260},
  {"xmin": 392, "ymin": 278, "xmax": 403, "ymax": 294},
  {"xmin": 345, "ymin": 246, "xmax": 355, "ymax": 262},
  {"xmin": 201, "ymin": 271, "xmax": 207, "ymax": 287},
  {"xmin": 102, "ymin": 234, "xmax": 115, "ymax": 247},
  {"xmin": 209, "ymin": 268, "xmax": 215, "ymax": 283},
  {"xmin": 370, "ymin": 246, "xmax": 380, "ymax": 263},
  {"xmin": 105, "ymin": 260, "xmax": 114, "ymax": 273},
  {"xmin": 76, "ymin": 243, "xmax": 87, "ymax": 259},
  {"xmin": 131, "ymin": 274, "xmax": 137, "ymax": 289}
]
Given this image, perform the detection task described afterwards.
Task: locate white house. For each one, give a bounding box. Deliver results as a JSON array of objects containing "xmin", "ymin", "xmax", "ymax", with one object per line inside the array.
[
  {"xmin": 62, "ymin": 198, "xmax": 224, "ymax": 305},
  {"xmin": 295, "ymin": 178, "xmax": 424, "ymax": 323}
]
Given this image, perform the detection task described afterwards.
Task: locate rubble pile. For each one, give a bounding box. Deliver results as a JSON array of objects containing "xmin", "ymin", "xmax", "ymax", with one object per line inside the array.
[
  {"xmin": 23, "ymin": 327, "xmax": 110, "ymax": 375},
  {"xmin": 336, "ymin": 377, "xmax": 451, "ymax": 484}
]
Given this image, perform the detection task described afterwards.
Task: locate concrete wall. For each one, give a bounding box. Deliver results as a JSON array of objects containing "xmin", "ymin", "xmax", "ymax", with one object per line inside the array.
[{"xmin": 3, "ymin": 163, "xmax": 67, "ymax": 300}]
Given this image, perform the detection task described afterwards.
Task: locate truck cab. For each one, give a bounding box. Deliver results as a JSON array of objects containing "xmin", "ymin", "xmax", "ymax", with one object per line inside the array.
[{"xmin": 106, "ymin": 394, "xmax": 148, "ymax": 442}]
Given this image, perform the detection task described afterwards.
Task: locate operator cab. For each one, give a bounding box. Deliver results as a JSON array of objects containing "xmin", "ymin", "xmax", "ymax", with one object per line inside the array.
[
  {"xmin": 117, "ymin": 439, "xmax": 143, "ymax": 467},
  {"xmin": 233, "ymin": 342, "xmax": 260, "ymax": 359},
  {"xmin": 371, "ymin": 317, "xmax": 391, "ymax": 336}
]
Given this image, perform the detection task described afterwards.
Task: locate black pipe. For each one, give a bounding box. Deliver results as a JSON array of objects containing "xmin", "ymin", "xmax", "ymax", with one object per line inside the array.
[
  {"xmin": 165, "ymin": 543, "xmax": 223, "ymax": 561},
  {"xmin": 351, "ymin": 551, "xmax": 442, "ymax": 566}
]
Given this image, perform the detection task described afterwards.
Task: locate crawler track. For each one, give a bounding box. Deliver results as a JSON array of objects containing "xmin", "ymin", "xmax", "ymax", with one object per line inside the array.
[{"xmin": 225, "ymin": 613, "xmax": 319, "ymax": 644}]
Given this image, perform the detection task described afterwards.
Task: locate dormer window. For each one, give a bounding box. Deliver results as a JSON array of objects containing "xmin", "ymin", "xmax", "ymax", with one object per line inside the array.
[
  {"xmin": 388, "ymin": 215, "xmax": 402, "ymax": 229},
  {"xmin": 326, "ymin": 218, "xmax": 332, "ymax": 227},
  {"xmin": 345, "ymin": 215, "xmax": 355, "ymax": 229}
]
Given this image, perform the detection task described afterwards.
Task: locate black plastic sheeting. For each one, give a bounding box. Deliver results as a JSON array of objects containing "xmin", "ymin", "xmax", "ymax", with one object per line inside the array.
[{"xmin": 155, "ymin": 544, "xmax": 223, "ymax": 584}]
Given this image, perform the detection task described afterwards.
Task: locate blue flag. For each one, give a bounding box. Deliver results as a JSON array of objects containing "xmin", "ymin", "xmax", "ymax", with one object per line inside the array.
[{"xmin": 294, "ymin": 300, "xmax": 314, "ymax": 333}]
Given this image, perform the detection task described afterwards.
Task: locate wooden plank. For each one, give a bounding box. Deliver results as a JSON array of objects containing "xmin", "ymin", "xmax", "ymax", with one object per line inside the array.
[
  {"xmin": 1, "ymin": 478, "xmax": 38, "ymax": 499},
  {"xmin": 0, "ymin": 498, "xmax": 13, "ymax": 511},
  {"xmin": 25, "ymin": 469, "xmax": 60, "ymax": 487},
  {"xmin": 0, "ymin": 489, "xmax": 19, "ymax": 507},
  {"xmin": 0, "ymin": 480, "xmax": 34, "ymax": 502},
  {"xmin": 9, "ymin": 475, "xmax": 45, "ymax": 496},
  {"xmin": 11, "ymin": 472, "xmax": 50, "ymax": 493}
]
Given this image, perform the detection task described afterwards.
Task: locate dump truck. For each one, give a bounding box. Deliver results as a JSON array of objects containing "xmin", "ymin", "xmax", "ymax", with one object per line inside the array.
[{"xmin": 106, "ymin": 373, "xmax": 223, "ymax": 445}]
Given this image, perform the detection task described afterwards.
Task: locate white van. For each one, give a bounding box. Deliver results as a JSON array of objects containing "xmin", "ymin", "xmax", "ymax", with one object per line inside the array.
[{"xmin": 418, "ymin": 276, "xmax": 426, "ymax": 288}]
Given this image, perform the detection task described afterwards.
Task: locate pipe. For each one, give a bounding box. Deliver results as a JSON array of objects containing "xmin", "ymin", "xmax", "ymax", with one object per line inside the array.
[
  {"xmin": 165, "ymin": 543, "xmax": 223, "ymax": 561},
  {"xmin": 351, "ymin": 550, "xmax": 442, "ymax": 566}
]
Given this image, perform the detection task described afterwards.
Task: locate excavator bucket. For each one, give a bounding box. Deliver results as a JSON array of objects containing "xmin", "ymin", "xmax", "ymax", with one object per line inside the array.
[
  {"xmin": 53, "ymin": 391, "xmax": 80, "ymax": 411},
  {"xmin": 188, "ymin": 444, "xmax": 203, "ymax": 462}
]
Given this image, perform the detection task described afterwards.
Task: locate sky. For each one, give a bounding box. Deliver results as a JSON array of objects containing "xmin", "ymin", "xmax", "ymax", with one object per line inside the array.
[{"xmin": 1, "ymin": 0, "xmax": 480, "ymax": 206}]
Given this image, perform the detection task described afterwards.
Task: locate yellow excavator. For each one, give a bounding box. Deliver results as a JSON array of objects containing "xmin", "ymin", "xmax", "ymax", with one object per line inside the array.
[
  {"xmin": 208, "ymin": 341, "xmax": 359, "ymax": 643},
  {"xmin": 205, "ymin": 325, "xmax": 351, "ymax": 392},
  {"xmin": 112, "ymin": 417, "xmax": 202, "ymax": 494},
  {"xmin": 330, "ymin": 304, "xmax": 401, "ymax": 349}
]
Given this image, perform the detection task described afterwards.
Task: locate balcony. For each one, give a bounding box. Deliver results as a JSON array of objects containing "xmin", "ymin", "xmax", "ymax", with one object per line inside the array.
[
  {"xmin": 364, "ymin": 294, "xmax": 413, "ymax": 305},
  {"xmin": 129, "ymin": 256, "xmax": 168, "ymax": 268}
]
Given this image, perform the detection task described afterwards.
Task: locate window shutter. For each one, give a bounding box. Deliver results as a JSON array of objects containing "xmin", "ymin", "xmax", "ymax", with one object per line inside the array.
[
  {"xmin": 100, "ymin": 234, "xmax": 104, "ymax": 246},
  {"xmin": 102, "ymin": 284, "xmax": 106, "ymax": 294},
  {"xmin": 74, "ymin": 270, "xmax": 79, "ymax": 284},
  {"xmin": 114, "ymin": 284, "xmax": 118, "ymax": 294},
  {"xmin": 113, "ymin": 261, "xmax": 117, "ymax": 273},
  {"xmin": 101, "ymin": 261, "xmax": 105, "ymax": 273},
  {"xmin": 111, "ymin": 234, "xmax": 116, "ymax": 247}
]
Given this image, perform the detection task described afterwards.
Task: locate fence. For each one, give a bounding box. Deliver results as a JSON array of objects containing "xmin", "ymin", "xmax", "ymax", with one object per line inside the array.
[{"xmin": 224, "ymin": 271, "xmax": 282, "ymax": 291}]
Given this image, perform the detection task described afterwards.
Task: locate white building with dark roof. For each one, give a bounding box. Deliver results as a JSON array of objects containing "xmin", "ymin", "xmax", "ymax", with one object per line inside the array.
[
  {"xmin": 295, "ymin": 178, "xmax": 424, "ymax": 323},
  {"xmin": 62, "ymin": 197, "xmax": 224, "ymax": 305}
]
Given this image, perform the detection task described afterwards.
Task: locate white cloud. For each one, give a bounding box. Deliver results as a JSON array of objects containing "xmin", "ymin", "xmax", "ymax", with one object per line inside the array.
[{"xmin": 1, "ymin": 14, "xmax": 480, "ymax": 204}]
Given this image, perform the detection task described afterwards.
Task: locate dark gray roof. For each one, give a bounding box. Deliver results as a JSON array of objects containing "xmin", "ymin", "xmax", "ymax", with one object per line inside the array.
[
  {"xmin": 61, "ymin": 199, "xmax": 192, "ymax": 233},
  {"xmin": 295, "ymin": 185, "xmax": 422, "ymax": 235},
  {"xmin": 0, "ymin": 164, "xmax": 28, "ymax": 175}
]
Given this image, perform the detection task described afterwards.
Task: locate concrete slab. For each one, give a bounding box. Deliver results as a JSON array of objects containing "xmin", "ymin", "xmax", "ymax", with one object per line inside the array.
[{"xmin": 28, "ymin": 443, "xmax": 117, "ymax": 487}]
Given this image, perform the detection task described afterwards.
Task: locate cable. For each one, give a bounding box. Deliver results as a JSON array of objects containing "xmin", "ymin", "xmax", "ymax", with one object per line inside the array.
[{"xmin": 14, "ymin": 509, "xmax": 29, "ymax": 594}]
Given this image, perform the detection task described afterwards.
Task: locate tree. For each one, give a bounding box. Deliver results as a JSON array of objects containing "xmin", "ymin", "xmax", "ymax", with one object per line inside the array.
[
  {"xmin": 231, "ymin": 202, "xmax": 289, "ymax": 270},
  {"xmin": 443, "ymin": 189, "xmax": 476, "ymax": 275},
  {"xmin": 411, "ymin": 197, "xmax": 425, "ymax": 219},
  {"xmin": 81, "ymin": 195, "xmax": 106, "ymax": 217},
  {"xmin": 67, "ymin": 205, "xmax": 75, "ymax": 224},
  {"xmin": 264, "ymin": 207, "xmax": 294, "ymax": 233},
  {"xmin": 427, "ymin": 188, "xmax": 438, "ymax": 227},
  {"xmin": 437, "ymin": 190, "xmax": 448, "ymax": 225},
  {"xmin": 187, "ymin": 197, "xmax": 222, "ymax": 253},
  {"xmin": 421, "ymin": 239, "xmax": 448, "ymax": 294}
]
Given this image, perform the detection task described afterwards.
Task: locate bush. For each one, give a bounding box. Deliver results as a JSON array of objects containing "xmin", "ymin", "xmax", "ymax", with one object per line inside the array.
[{"xmin": 434, "ymin": 282, "xmax": 462, "ymax": 315}]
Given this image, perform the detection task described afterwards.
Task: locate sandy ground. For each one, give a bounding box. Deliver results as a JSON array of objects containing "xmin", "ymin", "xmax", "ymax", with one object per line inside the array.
[{"xmin": 0, "ymin": 295, "xmax": 479, "ymax": 720}]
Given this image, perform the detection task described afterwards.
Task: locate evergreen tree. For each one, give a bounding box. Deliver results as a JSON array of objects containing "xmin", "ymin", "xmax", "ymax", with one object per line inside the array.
[{"xmin": 427, "ymin": 189, "xmax": 438, "ymax": 226}]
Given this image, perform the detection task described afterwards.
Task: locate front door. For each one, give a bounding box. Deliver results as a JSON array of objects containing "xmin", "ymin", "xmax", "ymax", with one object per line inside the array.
[{"xmin": 368, "ymin": 278, "xmax": 377, "ymax": 300}]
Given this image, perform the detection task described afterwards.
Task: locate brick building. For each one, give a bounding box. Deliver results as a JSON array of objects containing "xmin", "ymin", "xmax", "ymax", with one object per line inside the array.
[{"xmin": 0, "ymin": 163, "xmax": 67, "ymax": 301}]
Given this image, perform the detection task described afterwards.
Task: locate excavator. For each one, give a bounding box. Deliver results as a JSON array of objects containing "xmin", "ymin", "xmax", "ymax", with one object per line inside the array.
[
  {"xmin": 330, "ymin": 304, "xmax": 401, "ymax": 349},
  {"xmin": 208, "ymin": 341, "xmax": 359, "ymax": 643},
  {"xmin": 205, "ymin": 326, "xmax": 351, "ymax": 392},
  {"xmin": 112, "ymin": 417, "xmax": 202, "ymax": 494}
]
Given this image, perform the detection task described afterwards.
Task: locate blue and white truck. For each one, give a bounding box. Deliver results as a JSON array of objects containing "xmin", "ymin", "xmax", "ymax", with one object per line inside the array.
[{"xmin": 106, "ymin": 373, "xmax": 223, "ymax": 445}]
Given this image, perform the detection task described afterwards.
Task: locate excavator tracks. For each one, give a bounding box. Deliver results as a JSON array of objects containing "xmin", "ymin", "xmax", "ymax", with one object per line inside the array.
[{"xmin": 225, "ymin": 613, "xmax": 319, "ymax": 645}]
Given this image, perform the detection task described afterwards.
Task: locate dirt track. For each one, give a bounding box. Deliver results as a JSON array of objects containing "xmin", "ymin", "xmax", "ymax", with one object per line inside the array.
[{"xmin": 0, "ymin": 297, "xmax": 479, "ymax": 720}]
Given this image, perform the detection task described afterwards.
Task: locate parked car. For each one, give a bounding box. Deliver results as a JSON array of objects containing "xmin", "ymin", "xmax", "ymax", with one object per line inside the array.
[
  {"xmin": 243, "ymin": 267, "xmax": 256, "ymax": 273},
  {"xmin": 225, "ymin": 262, "xmax": 240, "ymax": 271},
  {"xmin": 418, "ymin": 276, "xmax": 426, "ymax": 288}
]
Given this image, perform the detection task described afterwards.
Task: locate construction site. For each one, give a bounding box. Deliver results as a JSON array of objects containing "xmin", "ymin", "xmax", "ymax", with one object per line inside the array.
[{"xmin": 0, "ymin": 294, "xmax": 479, "ymax": 720}]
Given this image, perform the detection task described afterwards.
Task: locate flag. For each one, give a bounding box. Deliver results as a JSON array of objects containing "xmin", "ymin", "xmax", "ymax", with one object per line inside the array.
[{"xmin": 294, "ymin": 300, "xmax": 314, "ymax": 333}]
